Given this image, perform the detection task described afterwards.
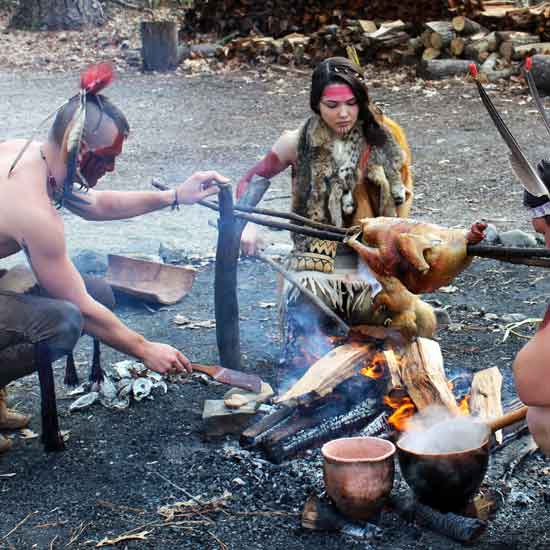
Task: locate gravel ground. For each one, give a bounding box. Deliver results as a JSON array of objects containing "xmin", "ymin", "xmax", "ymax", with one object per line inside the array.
[{"xmin": 1, "ymin": 50, "xmax": 550, "ymax": 549}]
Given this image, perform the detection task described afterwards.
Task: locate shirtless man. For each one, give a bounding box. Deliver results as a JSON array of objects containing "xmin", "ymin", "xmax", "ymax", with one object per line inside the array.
[
  {"xmin": 0, "ymin": 65, "xmax": 227, "ymax": 453},
  {"xmin": 513, "ymin": 159, "xmax": 550, "ymax": 455}
]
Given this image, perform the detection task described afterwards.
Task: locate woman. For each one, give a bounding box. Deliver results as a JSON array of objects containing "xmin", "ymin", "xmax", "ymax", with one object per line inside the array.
[
  {"xmin": 236, "ymin": 58, "xmax": 418, "ymax": 369},
  {"xmin": 238, "ymin": 56, "xmax": 413, "ymax": 268}
]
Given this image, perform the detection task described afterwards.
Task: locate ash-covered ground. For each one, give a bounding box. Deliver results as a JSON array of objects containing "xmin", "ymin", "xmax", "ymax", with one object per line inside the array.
[{"xmin": 0, "ymin": 65, "xmax": 550, "ymax": 549}]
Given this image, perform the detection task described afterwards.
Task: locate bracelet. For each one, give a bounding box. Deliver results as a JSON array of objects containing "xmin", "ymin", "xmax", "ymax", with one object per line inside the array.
[{"xmin": 171, "ymin": 189, "xmax": 180, "ymax": 211}]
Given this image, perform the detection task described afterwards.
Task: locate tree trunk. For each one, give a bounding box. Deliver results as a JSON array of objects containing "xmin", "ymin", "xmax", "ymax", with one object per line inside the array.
[
  {"xmin": 10, "ymin": 0, "xmax": 104, "ymax": 30},
  {"xmin": 141, "ymin": 21, "xmax": 180, "ymax": 72}
]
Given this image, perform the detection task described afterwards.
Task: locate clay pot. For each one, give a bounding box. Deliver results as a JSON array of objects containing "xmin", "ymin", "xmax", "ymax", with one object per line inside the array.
[{"xmin": 321, "ymin": 436, "xmax": 396, "ymax": 520}]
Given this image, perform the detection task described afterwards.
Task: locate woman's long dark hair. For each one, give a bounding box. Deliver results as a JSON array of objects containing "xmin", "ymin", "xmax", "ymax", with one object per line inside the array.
[{"xmin": 310, "ymin": 57, "xmax": 386, "ymax": 147}]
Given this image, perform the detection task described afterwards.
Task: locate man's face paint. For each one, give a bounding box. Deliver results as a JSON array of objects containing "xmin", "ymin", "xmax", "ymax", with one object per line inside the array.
[
  {"xmin": 319, "ymin": 84, "xmax": 359, "ymax": 136},
  {"xmin": 79, "ymin": 130, "xmax": 125, "ymax": 188}
]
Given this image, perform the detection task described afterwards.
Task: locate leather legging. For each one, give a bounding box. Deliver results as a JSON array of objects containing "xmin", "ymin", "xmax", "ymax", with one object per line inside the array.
[{"xmin": 0, "ymin": 290, "xmax": 83, "ymax": 387}]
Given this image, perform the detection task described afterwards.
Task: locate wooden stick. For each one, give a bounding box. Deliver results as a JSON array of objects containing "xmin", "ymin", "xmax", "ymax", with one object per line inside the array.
[
  {"xmin": 256, "ymin": 252, "xmax": 350, "ymax": 335},
  {"xmin": 199, "ymin": 200, "xmax": 345, "ymax": 242},
  {"xmin": 467, "ymin": 244, "xmax": 550, "ymax": 258},
  {"xmin": 215, "ymin": 185, "xmax": 241, "ymax": 371}
]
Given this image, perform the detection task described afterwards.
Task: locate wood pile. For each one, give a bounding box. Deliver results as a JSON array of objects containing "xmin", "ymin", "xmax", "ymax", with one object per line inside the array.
[
  {"xmin": 188, "ymin": 1, "xmax": 482, "ymax": 38},
  {"xmin": 184, "ymin": 2, "xmax": 550, "ymax": 82}
]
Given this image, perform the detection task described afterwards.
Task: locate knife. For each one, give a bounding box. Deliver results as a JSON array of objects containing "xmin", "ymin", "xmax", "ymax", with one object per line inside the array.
[
  {"xmin": 470, "ymin": 63, "xmax": 550, "ymax": 198},
  {"xmin": 192, "ymin": 363, "xmax": 262, "ymax": 393}
]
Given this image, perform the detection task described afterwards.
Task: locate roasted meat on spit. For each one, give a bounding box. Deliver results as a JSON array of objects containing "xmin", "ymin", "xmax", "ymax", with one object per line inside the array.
[{"xmin": 346, "ymin": 218, "xmax": 487, "ymax": 294}]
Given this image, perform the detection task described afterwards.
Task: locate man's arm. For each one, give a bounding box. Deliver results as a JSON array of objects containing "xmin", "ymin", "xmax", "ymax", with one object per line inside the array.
[
  {"xmin": 21, "ymin": 211, "xmax": 190, "ymax": 374},
  {"xmin": 65, "ymin": 170, "xmax": 228, "ymax": 221}
]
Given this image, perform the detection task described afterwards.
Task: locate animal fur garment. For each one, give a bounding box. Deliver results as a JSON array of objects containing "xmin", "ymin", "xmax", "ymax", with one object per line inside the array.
[{"xmin": 290, "ymin": 115, "xmax": 410, "ymax": 273}]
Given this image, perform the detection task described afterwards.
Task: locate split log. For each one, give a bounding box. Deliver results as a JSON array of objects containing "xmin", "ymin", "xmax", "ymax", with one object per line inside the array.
[
  {"xmin": 358, "ymin": 19, "xmax": 377, "ymax": 33},
  {"xmin": 275, "ymin": 343, "xmax": 375, "ymax": 404},
  {"xmin": 470, "ymin": 367, "xmax": 504, "ymax": 444},
  {"xmin": 392, "ymin": 338, "xmax": 460, "ymax": 415},
  {"xmin": 417, "ymin": 59, "xmax": 473, "ymax": 80},
  {"xmin": 452, "ymin": 16, "xmax": 485, "ymax": 36},
  {"xmin": 141, "ymin": 21, "xmax": 180, "ymax": 72}
]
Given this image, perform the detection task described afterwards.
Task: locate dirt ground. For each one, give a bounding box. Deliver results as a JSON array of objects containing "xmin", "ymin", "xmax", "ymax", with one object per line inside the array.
[{"xmin": 2, "ymin": 20, "xmax": 550, "ymax": 548}]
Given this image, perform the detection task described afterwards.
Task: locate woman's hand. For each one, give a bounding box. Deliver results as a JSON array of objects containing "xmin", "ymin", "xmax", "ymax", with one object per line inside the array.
[
  {"xmin": 175, "ymin": 171, "xmax": 229, "ymax": 205},
  {"xmin": 240, "ymin": 224, "xmax": 262, "ymax": 257}
]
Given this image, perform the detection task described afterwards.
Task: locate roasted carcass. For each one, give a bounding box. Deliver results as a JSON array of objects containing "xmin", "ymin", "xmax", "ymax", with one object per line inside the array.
[{"xmin": 346, "ymin": 218, "xmax": 486, "ymax": 294}]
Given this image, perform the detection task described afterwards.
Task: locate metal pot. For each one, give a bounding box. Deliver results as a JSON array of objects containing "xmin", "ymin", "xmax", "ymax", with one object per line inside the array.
[{"xmin": 396, "ymin": 406, "xmax": 528, "ymax": 512}]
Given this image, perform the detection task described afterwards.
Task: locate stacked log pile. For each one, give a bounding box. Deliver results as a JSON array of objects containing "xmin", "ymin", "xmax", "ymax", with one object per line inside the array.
[
  {"xmin": 188, "ymin": 0, "xmax": 481, "ymax": 38},
  {"xmin": 186, "ymin": 2, "xmax": 550, "ymax": 83}
]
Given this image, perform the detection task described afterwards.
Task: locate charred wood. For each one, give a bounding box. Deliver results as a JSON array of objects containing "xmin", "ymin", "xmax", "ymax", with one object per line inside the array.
[
  {"xmin": 240, "ymin": 405, "xmax": 295, "ymax": 448},
  {"xmin": 390, "ymin": 495, "xmax": 487, "ymax": 543},
  {"xmin": 265, "ymin": 398, "xmax": 383, "ymax": 463}
]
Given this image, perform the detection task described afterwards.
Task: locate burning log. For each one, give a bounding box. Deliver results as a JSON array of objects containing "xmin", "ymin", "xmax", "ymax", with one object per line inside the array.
[
  {"xmin": 275, "ymin": 343, "xmax": 375, "ymax": 405},
  {"xmin": 265, "ymin": 398, "xmax": 382, "ymax": 463},
  {"xmin": 390, "ymin": 495, "xmax": 487, "ymax": 544},
  {"xmin": 240, "ymin": 404, "xmax": 295, "ymax": 448},
  {"xmin": 388, "ymin": 338, "xmax": 460, "ymax": 417}
]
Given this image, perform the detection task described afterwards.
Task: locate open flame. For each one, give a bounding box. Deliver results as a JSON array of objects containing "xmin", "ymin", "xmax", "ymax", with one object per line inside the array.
[
  {"xmin": 384, "ymin": 394, "xmax": 416, "ymax": 431},
  {"xmin": 360, "ymin": 353, "xmax": 386, "ymax": 380},
  {"xmin": 458, "ymin": 395, "xmax": 470, "ymax": 415}
]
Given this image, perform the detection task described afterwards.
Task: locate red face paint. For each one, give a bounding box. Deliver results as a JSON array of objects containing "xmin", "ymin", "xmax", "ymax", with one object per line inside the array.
[
  {"xmin": 79, "ymin": 131, "xmax": 125, "ymax": 187},
  {"xmin": 321, "ymin": 84, "xmax": 355, "ymax": 103}
]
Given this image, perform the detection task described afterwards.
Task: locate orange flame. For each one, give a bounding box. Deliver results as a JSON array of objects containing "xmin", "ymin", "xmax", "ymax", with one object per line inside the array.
[
  {"xmin": 384, "ymin": 395, "xmax": 416, "ymax": 431},
  {"xmin": 458, "ymin": 395, "xmax": 470, "ymax": 416},
  {"xmin": 360, "ymin": 354, "xmax": 386, "ymax": 380}
]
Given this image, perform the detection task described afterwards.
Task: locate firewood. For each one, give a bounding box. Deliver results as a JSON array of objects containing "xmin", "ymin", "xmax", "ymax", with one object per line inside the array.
[
  {"xmin": 450, "ymin": 36, "xmax": 466, "ymax": 57},
  {"xmin": 240, "ymin": 404, "xmax": 294, "ymax": 448},
  {"xmin": 511, "ymin": 42, "xmax": 550, "ymax": 61},
  {"xmin": 266, "ymin": 397, "xmax": 382, "ymax": 463},
  {"xmin": 431, "ymin": 29, "xmax": 456, "ymax": 50},
  {"xmin": 499, "ymin": 32, "xmax": 540, "ymax": 61},
  {"xmin": 464, "ymin": 39, "xmax": 490, "ymax": 63},
  {"xmin": 275, "ymin": 343, "xmax": 375, "ymax": 404},
  {"xmin": 421, "ymin": 47, "xmax": 442, "ymax": 62},
  {"xmin": 358, "ymin": 19, "xmax": 377, "ymax": 33},
  {"xmin": 470, "ymin": 367, "xmax": 504, "ymax": 444},
  {"xmin": 399, "ymin": 338, "xmax": 460, "ymax": 415},
  {"xmin": 480, "ymin": 52, "xmax": 516, "ymax": 81},
  {"xmin": 452, "ymin": 16, "xmax": 485, "ymax": 36},
  {"xmin": 417, "ymin": 59, "xmax": 474, "ymax": 80}
]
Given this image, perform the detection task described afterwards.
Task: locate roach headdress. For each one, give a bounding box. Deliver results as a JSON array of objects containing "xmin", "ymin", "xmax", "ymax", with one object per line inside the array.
[{"xmin": 8, "ymin": 63, "xmax": 115, "ymax": 207}]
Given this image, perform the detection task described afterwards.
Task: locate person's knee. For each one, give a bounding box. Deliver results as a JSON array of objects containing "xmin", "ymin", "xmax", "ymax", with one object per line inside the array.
[{"xmin": 46, "ymin": 301, "xmax": 83, "ymax": 353}]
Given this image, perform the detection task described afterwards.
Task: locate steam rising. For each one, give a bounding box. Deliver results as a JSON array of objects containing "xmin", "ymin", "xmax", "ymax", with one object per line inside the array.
[{"xmin": 399, "ymin": 406, "xmax": 490, "ymax": 454}]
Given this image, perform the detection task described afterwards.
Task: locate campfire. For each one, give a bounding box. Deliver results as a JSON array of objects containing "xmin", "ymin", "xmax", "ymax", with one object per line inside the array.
[{"xmin": 241, "ymin": 328, "xmax": 527, "ymax": 476}]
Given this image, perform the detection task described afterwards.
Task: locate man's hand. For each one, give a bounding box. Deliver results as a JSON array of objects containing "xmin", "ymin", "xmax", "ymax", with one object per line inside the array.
[
  {"xmin": 175, "ymin": 171, "xmax": 229, "ymax": 205},
  {"xmin": 532, "ymin": 215, "xmax": 550, "ymax": 248},
  {"xmin": 141, "ymin": 341, "xmax": 193, "ymax": 375}
]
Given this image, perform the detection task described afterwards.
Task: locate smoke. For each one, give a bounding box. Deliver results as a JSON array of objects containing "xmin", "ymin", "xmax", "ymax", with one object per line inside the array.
[{"xmin": 399, "ymin": 405, "xmax": 490, "ymax": 454}]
